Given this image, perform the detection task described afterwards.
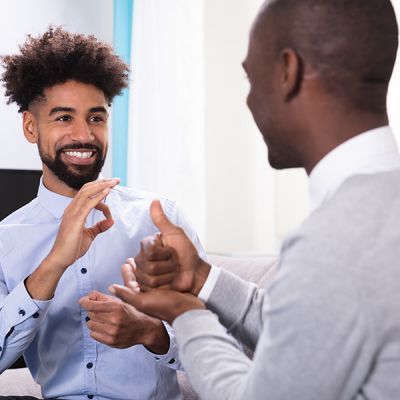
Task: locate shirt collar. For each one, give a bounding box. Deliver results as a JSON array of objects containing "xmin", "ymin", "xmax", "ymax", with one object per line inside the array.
[
  {"xmin": 37, "ymin": 174, "xmax": 105, "ymax": 219},
  {"xmin": 309, "ymin": 125, "xmax": 400, "ymax": 211},
  {"xmin": 37, "ymin": 178, "xmax": 74, "ymax": 219}
]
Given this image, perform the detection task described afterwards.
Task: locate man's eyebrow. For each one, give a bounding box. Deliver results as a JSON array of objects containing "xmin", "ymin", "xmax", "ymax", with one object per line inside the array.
[
  {"xmin": 89, "ymin": 106, "xmax": 108, "ymax": 114},
  {"xmin": 48, "ymin": 107, "xmax": 75, "ymax": 116}
]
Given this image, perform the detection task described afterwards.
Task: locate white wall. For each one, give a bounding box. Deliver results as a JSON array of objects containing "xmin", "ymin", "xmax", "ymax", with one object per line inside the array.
[
  {"xmin": 0, "ymin": 0, "xmax": 113, "ymax": 174},
  {"xmin": 203, "ymin": 0, "xmax": 400, "ymax": 255},
  {"xmin": 203, "ymin": 0, "xmax": 305, "ymax": 255}
]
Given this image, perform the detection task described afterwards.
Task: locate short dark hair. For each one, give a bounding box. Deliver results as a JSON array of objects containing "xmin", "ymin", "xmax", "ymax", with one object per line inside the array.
[
  {"xmin": 259, "ymin": 0, "xmax": 398, "ymax": 112},
  {"xmin": 1, "ymin": 26, "xmax": 129, "ymax": 112}
]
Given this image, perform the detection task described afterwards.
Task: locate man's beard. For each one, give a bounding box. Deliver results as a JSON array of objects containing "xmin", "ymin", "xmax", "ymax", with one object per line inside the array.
[{"xmin": 39, "ymin": 142, "xmax": 106, "ymax": 190}]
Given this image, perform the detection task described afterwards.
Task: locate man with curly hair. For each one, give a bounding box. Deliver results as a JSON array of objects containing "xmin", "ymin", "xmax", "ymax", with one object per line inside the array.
[{"xmin": 0, "ymin": 27, "xmax": 204, "ymax": 399}]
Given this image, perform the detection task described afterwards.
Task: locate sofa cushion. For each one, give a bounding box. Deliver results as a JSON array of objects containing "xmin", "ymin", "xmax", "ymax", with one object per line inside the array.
[{"xmin": 0, "ymin": 368, "xmax": 42, "ymax": 397}]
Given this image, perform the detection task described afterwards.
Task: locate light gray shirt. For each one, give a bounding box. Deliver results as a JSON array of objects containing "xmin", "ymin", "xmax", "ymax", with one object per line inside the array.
[{"xmin": 173, "ymin": 133, "xmax": 400, "ymax": 399}]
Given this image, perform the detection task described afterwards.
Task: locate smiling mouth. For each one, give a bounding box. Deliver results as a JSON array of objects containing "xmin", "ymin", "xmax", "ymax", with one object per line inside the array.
[
  {"xmin": 63, "ymin": 150, "xmax": 95, "ymax": 159},
  {"xmin": 61, "ymin": 149, "xmax": 97, "ymax": 165}
]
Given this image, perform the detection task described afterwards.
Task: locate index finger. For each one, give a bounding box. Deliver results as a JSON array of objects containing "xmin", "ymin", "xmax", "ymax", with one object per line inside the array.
[
  {"xmin": 73, "ymin": 179, "xmax": 120, "ymax": 205},
  {"xmin": 95, "ymin": 202, "xmax": 112, "ymax": 220}
]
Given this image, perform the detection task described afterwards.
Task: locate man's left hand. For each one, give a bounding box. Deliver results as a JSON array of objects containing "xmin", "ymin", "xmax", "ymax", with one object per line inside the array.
[
  {"xmin": 109, "ymin": 263, "xmax": 205, "ymax": 325},
  {"xmin": 79, "ymin": 290, "xmax": 170, "ymax": 354}
]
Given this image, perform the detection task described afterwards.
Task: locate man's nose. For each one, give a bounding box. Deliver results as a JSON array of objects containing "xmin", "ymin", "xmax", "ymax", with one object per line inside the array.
[{"xmin": 70, "ymin": 119, "xmax": 94, "ymax": 142}]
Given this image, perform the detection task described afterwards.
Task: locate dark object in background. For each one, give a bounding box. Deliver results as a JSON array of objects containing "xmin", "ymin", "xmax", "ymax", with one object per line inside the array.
[
  {"xmin": 0, "ymin": 169, "xmax": 41, "ymax": 368},
  {"xmin": 0, "ymin": 169, "xmax": 41, "ymax": 221}
]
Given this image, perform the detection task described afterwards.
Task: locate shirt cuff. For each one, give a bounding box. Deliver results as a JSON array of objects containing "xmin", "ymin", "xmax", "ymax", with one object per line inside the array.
[
  {"xmin": 145, "ymin": 321, "xmax": 180, "ymax": 369},
  {"xmin": 198, "ymin": 265, "xmax": 221, "ymax": 303},
  {"xmin": 1, "ymin": 280, "xmax": 51, "ymax": 337}
]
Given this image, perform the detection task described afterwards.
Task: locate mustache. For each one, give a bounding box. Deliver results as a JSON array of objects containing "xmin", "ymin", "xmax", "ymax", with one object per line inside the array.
[{"xmin": 56, "ymin": 143, "xmax": 102, "ymax": 154}]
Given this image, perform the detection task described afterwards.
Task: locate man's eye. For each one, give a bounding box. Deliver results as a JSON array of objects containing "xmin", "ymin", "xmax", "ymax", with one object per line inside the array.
[
  {"xmin": 90, "ymin": 115, "xmax": 104, "ymax": 123},
  {"xmin": 56, "ymin": 115, "xmax": 71, "ymax": 122}
]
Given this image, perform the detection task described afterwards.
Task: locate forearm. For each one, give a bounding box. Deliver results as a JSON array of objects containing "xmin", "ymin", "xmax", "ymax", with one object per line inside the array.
[
  {"xmin": 143, "ymin": 318, "xmax": 170, "ymax": 355},
  {"xmin": 205, "ymin": 269, "xmax": 264, "ymax": 351},
  {"xmin": 173, "ymin": 310, "xmax": 251, "ymax": 400},
  {"xmin": 25, "ymin": 256, "xmax": 66, "ymax": 301},
  {"xmin": 144, "ymin": 320, "xmax": 182, "ymax": 370}
]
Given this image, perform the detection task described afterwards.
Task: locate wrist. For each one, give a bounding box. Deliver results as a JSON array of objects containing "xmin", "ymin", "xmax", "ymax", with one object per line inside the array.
[
  {"xmin": 192, "ymin": 259, "xmax": 211, "ymax": 296},
  {"xmin": 143, "ymin": 319, "xmax": 170, "ymax": 355}
]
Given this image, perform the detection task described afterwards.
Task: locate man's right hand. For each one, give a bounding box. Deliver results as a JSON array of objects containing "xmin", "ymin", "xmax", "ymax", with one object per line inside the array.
[
  {"xmin": 133, "ymin": 200, "xmax": 211, "ymax": 296},
  {"xmin": 46, "ymin": 179, "xmax": 119, "ymax": 270},
  {"xmin": 26, "ymin": 179, "xmax": 119, "ymax": 300}
]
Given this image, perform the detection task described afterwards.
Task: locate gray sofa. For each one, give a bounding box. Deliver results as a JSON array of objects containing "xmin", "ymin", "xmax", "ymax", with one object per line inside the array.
[{"xmin": 0, "ymin": 254, "xmax": 277, "ymax": 399}]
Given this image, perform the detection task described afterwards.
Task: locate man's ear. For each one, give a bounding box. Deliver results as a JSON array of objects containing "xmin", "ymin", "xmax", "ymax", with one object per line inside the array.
[
  {"xmin": 23, "ymin": 111, "xmax": 38, "ymax": 143},
  {"xmin": 279, "ymin": 48, "xmax": 303, "ymax": 102}
]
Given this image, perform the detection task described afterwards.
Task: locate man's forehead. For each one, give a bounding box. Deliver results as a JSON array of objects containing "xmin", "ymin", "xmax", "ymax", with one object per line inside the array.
[{"xmin": 37, "ymin": 81, "xmax": 108, "ymax": 109}]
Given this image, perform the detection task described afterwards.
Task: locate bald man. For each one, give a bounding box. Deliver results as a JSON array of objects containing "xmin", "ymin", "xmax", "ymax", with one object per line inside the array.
[{"xmin": 111, "ymin": 1, "xmax": 400, "ymax": 399}]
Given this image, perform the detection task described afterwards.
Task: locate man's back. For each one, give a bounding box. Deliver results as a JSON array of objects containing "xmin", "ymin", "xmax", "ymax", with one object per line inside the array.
[
  {"xmin": 257, "ymin": 169, "xmax": 400, "ymax": 399},
  {"xmin": 173, "ymin": 169, "xmax": 400, "ymax": 400}
]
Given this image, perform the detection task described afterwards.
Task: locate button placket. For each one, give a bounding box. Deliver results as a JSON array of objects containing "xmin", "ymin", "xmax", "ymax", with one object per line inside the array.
[{"xmin": 80, "ymin": 211, "xmax": 97, "ymax": 396}]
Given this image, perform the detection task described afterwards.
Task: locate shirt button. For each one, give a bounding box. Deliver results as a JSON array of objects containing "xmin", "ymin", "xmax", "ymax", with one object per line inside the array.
[
  {"xmin": 19, "ymin": 309, "xmax": 26, "ymax": 316},
  {"xmin": 168, "ymin": 358, "xmax": 175, "ymax": 364},
  {"xmin": 87, "ymin": 395, "xmax": 94, "ymax": 399},
  {"xmin": 85, "ymin": 316, "xmax": 90, "ymax": 322},
  {"xmin": 33, "ymin": 312, "xmax": 39, "ymax": 319},
  {"xmin": 81, "ymin": 268, "xmax": 88, "ymax": 274},
  {"xmin": 86, "ymin": 362, "xmax": 93, "ymax": 369}
]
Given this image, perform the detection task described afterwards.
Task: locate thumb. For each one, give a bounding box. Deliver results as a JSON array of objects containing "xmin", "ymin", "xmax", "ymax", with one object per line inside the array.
[{"xmin": 150, "ymin": 200, "xmax": 179, "ymax": 235}]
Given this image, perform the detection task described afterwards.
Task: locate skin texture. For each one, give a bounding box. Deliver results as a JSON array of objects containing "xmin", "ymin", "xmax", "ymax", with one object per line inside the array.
[
  {"xmin": 24, "ymin": 80, "xmax": 169, "ymax": 353},
  {"xmin": 111, "ymin": 0, "xmax": 392, "ymax": 323}
]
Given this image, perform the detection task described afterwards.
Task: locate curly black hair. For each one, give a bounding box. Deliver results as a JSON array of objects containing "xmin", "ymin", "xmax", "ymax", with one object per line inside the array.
[{"xmin": 1, "ymin": 26, "xmax": 129, "ymax": 112}]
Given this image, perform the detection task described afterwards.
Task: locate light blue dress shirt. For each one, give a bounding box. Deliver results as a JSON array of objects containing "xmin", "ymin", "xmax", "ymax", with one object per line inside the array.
[{"xmin": 0, "ymin": 180, "xmax": 205, "ymax": 399}]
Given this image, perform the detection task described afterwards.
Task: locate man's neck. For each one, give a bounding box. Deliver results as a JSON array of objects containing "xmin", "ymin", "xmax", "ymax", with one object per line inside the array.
[{"xmin": 302, "ymin": 112, "xmax": 389, "ymax": 175}]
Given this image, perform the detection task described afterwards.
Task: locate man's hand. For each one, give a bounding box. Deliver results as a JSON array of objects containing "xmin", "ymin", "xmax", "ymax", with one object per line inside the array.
[
  {"xmin": 109, "ymin": 264, "xmax": 205, "ymax": 325},
  {"xmin": 26, "ymin": 179, "xmax": 119, "ymax": 300},
  {"xmin": 134, "ymin": 200, "xmax": 211, "ymax": 295},
  {"xmin": 46, "ymin": 179, "xmax": 119, "ymax": 271},
  {"xmin": 79, "ymin": 290, "xmax": 170, "ymax": 354}
]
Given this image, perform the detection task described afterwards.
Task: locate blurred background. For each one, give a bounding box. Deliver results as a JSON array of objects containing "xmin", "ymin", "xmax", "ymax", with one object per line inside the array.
[{"xmin": 0, "ymin": 0, "xmax": 399, "ymax": 255}]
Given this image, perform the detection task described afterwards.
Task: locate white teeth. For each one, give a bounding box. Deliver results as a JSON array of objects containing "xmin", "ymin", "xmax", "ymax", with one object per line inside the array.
[{"xmin": 64, "ymin": 151, "xmax": 94, "ymax": 159}]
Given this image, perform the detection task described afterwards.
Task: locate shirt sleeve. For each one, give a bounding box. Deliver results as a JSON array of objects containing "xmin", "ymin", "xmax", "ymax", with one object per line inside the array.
[
  {"xmin": 145, "ymin": 321, "xmax": 182, "ymax": 370},
  {"xmin": 0, "ymin": 266, "xmax": 51, "ymax": 373},
  {"xmin": 171, "ymin": 237, "xmax": 373, "ymax": 400}
]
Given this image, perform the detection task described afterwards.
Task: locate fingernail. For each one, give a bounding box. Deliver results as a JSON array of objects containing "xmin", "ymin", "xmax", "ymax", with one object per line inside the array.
[
  {"xmin": 108, "ymin": 285, "xmax": 116, "ymax": 295},
  {"xmin": 129, "ymin": 280, "xmax": 139, "ymax": 288}
]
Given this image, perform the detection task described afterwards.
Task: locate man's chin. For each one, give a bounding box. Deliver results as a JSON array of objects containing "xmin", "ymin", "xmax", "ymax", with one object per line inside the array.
[{"xmin": 40, "ymin": 151, "xmax": 105, "ymax": 190}]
